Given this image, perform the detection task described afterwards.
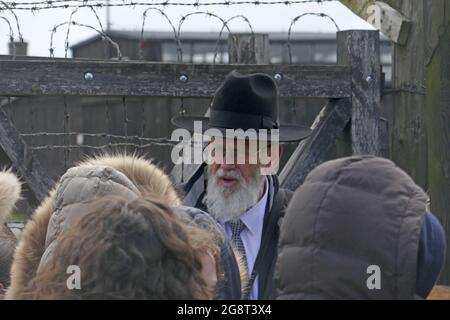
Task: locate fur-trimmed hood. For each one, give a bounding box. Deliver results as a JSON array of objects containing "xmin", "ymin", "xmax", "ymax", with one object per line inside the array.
[
  {"xmin": 0, "ymin": 170, "xmax": 21, "ymax": 290},
  {"xmin": 6, "ymin": 154, "xmax": 180, "ymax": 299}
]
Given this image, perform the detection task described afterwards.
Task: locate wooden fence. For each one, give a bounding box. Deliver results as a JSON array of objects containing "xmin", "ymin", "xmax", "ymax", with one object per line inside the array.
[{"xmin": 0, "ymin": 30, "xmax": 383, "ymax": 207}]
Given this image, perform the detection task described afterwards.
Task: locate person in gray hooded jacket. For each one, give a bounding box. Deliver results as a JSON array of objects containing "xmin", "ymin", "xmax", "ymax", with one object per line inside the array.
[
  {"xmin": 276, "ymin": 156, "xmax": 446, "ymax": 300},
  {"xmin": 6, "ymin": 154, "xmax": 240, "ymax": 300}
]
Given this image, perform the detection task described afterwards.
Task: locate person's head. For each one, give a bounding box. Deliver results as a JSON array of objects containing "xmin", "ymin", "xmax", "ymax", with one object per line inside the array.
[
  {"xmin": 204, "ymin": 137, "xmax": 281, "ymax": 222},
  {"xmin": 276, "ymin": 156, "xmax": 446, "ymax": 300},
  {"xmin": 19, "ymin": 195, "xmax": 218, "ymax": 300},
  {"xmin": 79, "ymin": 153, "xmax": 181, "ymax": 206},
  {"xmin": 171, "ymin": 71, "xmax": 312, "ymax": 221}
]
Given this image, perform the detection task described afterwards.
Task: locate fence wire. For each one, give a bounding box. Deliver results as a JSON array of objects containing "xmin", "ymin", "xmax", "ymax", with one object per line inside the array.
[
  {"xmin": 2, "ymin": 0, "xmax": 334, "ymax": 10},
  {"xmin": 0, "ymin": 0, "xmax": 345, "ymax": 174},
  {"xmin": 0, "ymin": 0, "xmax": 344, "ymax": 64}
]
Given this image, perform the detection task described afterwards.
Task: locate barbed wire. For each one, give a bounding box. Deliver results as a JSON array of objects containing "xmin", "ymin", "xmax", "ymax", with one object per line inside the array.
[
  {"xmin": 140, "ymin": 7, "xmax": 179, "ymax": 61},
  {"xmin": 178, "ymin": 11, "xmax": 240, "ymax": 62},
  {"xmin": 212, "ymin": 14, "xmax": 253, "ymax": 64},
  {"xmin": 21, "ymin": 131, "xmax": 216, "ymax": 152},
  {"xmin": 0, "ymin": 0, "xmax": 345, "ymax": 62},
  {"xmin": 64, "ymin": 6, "xmax": 105, "ymax": 57},
  {"xmin": 29, "ymin": 142, "xmax": 173, "ymax": 150},
  {"xmin": 287, "ymin": 12, "xmax": 340, "ymax": 64},
  {"xmin": 1, "ymin": 0, "xmax": 334, "ymax": 10},
  {"xmin": 50, "ymin": 20, "xmax": 122, "ymax": 58},
  {"xmin": 21, "ymin": 131, "xmax": 178, "ymax": 144},
  {"xmin": 0, "ymin": 15, "xmax": 16, "ymax": 56},
  {"xmin": 1, "ymin": 2, "xmax": 344, "ymax": 154},
  {"xmin": 0, "ymin": 1, "xmax": 23, "ymax": 41}
]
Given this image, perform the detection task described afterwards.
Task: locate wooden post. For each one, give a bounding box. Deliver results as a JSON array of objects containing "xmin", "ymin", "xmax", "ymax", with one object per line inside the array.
[
  {"xmin": 341, "ymin": 0, "xmax": 449, "ymax": 286},
  {"xmin": 340, "ymin": 0, "xmax": 429, "ymax": 190},
  {"xmin": 423, "ymin": 1, "xmax": 450, "ymax": 285},
  {"xmin": 337, "ymin": 30, "xmax": 382, "ymax": 156},
  {"xmin": 0, "ymin": 107, "xmax": 53, "ymax": 204},
  {"xmin": 280, "ymin": 99, "xmax": 352, "ymax": 190},
  {"xmin": 228, "ymin": 33, "xmax": 270, "ymax": 65},
  {"xmin": 171, "ymin": 33, "xmax": 271, "ymax": 185}
]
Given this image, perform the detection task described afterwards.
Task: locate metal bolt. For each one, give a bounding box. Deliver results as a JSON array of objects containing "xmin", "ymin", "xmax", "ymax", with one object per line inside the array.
[
  {"xmin": 84, "ymin": 72, "xmax": 94, "ymax": 81},
  {"xmin": 366, "ymin": 75, "xmax": 374, "ymax": 83},
  {"xmin": 274, "ymin": 73, "xmax": 283, "ymax": 81},
  {"xmin": 179, "ymin": 74, "xmax": 189, "ymax": 83}
]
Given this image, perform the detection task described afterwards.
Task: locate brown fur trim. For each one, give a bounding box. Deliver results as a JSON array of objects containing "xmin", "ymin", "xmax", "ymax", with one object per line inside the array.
[
  {"xmin": 79, "ymin": 154, "xmax": 181, "ymax": 206},
  {"xmin": 0, "ymin": 170, "xmax": 21, "ymax": 224},
  {"xmin": 5, "ymin": 190, "xmax": 55, "ymax": 299},
  {"xmin": 7, "ymin": 154, "xmax": 181, "ymax": 299}
]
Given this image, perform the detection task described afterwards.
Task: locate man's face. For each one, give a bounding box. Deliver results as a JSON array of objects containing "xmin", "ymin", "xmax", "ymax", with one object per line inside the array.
[
  {"xmin": 204, "ymin": 138, "xmax": 280, "ymax": 221},
  {"xmin": 207, "ymin": 138, "xmax": 267, "ymax": 193},
  {"xmin": 209, "ymin": 162, "xmax": 260, "ymax": 194}
]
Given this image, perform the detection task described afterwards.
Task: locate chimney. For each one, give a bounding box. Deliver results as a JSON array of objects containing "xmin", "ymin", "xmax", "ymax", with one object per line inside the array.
[{"xmin": 9, "ymin": 41, "xmax": 28, "ymax": 56}]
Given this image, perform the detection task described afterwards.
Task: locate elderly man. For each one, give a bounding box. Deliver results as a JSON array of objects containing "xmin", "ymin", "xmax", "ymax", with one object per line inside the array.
[{"xmin": 172, "ymin": 71, "xmax": 311, "ymax": 300}]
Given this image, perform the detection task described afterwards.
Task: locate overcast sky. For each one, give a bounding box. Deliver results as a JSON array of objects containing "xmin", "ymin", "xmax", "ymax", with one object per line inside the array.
[{"xmin": 0, "ymin": 0, "xmax": 374, "ymax": 57}]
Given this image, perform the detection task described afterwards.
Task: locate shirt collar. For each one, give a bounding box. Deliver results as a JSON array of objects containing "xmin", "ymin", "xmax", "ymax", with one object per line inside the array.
[{"xmin": 238, "ymin": 178, "xmax": 269, "ymax": 236}]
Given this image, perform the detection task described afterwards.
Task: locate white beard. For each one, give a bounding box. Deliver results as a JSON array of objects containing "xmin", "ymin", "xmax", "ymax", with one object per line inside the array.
[{"xmin": 204, "ymin": 167, "xmax": 265, "ymax": 222}]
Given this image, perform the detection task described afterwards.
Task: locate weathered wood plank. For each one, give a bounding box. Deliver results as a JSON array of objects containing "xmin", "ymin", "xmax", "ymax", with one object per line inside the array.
[
  {"xmin": 337, "ymin": 30, "xmax": 382, "ymax": 156},
  {"xmin": 425, "ymin": 0, "xmax": 450, "ymax": 285},
  {"xmin": 383, "ymin": 0, "xmax": 429, "ymax": 189},
  {"xmin": 228, "ymin": 33, "xmax": 270, "ymax": 65},
  {"xmin": 279, "ymin": 98, "xmax": 352, "ymax": 191},
  {"xmin": 0, "ymin": 60, "xmax": 351, "ymax": 98},
  {"xmin": 0, "ymin": 106, "xmax": 53, "ymax": 203},
  {"xmin": 340, "ymin": 0, "xmax": 411, "ymax": 45}
]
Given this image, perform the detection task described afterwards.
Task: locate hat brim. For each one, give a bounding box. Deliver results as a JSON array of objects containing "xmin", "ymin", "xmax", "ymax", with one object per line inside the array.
[{"xmin": 171, "ymin": 115, "xmax": 312, "ymax": 143}]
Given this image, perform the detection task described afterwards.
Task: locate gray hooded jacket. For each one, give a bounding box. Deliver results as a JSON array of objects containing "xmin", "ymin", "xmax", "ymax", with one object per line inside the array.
[{"xmin": 276, "ymin": 156, "xmax": 444, "ymax": 300}]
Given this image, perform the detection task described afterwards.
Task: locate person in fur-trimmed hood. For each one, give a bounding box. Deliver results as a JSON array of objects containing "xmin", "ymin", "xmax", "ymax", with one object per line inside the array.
[
  {"xmin": 6, "ymin": 154, "xmax": 241, "ymax": 300},
  {"xmin": 0, "ymin": 170, "xmax": 21, "ymax": 291}
]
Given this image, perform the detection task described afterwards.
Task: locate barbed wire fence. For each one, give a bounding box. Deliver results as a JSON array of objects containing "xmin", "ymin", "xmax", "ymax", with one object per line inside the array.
[
  {"xmin": 0, "ymin": 0, "xmax": 362, "ymax": 220},
  {"xmin": 0, "ymin": 0, "xmax": 344, "ymax": 161},
  {"xmin": 1, "ymin": 0, "xmax": 335, "ymax": 10}
]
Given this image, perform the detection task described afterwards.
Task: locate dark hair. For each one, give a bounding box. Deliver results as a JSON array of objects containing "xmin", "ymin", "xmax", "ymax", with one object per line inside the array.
[{"xmin": 19, "ymin": 195, "xmax": 216, "ymax": 300}]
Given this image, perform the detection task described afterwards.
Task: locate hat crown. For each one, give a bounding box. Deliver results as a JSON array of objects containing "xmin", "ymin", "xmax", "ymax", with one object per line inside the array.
[
  {"xmin": 210, "ymin": 71, "xmax": 279, "ymax": 129},
  {"xmin": 170, "ymin": 70, "xmax": 313, "ymax": 142}
]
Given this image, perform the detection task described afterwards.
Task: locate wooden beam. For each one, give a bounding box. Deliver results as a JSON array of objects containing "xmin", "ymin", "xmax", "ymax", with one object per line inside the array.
[
  {"xmin": 337, "ymin": 30, "xmax": 382, "ymax": 156},
  {"xmin": 279, "ymin": 98, "xmax": 352, "ymax": 191},
  {"xmin": 0, "ymin": 107, "xmax": 53, "ymax": 204},
  {"xmin": 425, "ymin": 0, "xmax": 450, "ymax": 285},
  {"xmin": 340, "ymin": 0, "xmax": 411, "ymax": 45},
  {"xmin": 0, "ymin": 59, "xmax": 351, "ymax": 98}
]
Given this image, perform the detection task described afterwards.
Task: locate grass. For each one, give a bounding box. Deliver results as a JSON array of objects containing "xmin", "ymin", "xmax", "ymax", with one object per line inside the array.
[{"xmin": 7, "ymin": 211, "xmax": 29, "ymax": 223}]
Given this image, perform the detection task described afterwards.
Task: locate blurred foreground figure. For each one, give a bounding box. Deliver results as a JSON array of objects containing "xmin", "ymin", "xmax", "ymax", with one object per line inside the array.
[
  {"xmin": 428, "ymin": 286, "xmax": 450, "ymax": 300},
  {"xmin": 0, "ymin": 170, "xmax": 21, "ymax": 291},
  {"xmin": 276, "ymin": 156, "xmax": 446, "ymax": 300},
  {"xmin": 17, "ymin": 195, "xmax": 215, "ymax": 299},
  {"xmin": 6, "ymin": 154, "xmax": 238, "ymax": 299}
]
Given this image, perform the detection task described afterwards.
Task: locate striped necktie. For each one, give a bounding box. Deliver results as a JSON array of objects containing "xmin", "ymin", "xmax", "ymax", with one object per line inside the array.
[{"xmin": 229, "ymin": 219, "xmax": 251, "ymax": 298}]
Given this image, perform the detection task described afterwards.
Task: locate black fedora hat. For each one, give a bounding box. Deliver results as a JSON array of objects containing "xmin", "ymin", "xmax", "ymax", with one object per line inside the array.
[{"xmin": 171, "ymin": 70, "xmax": 312, "ymax": 142}]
